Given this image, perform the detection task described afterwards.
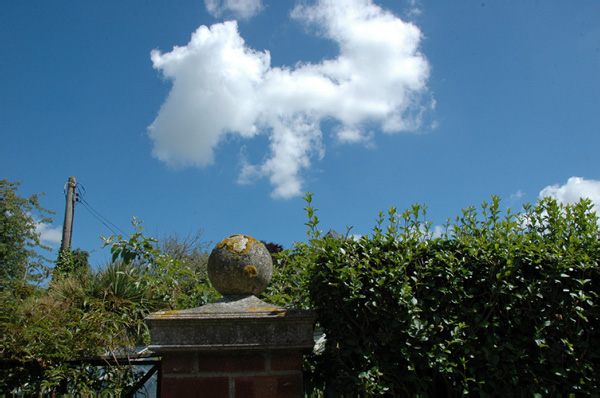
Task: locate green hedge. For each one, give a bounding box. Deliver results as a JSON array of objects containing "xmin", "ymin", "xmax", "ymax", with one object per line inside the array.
[{"xmin": 270, "ymin": 195, "xmax": 600, "ymax": 396}]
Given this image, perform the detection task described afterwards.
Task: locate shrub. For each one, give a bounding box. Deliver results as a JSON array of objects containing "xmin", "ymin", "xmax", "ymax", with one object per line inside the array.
[
  {"xmin": 0, "ymin": 278, "xmax": 145, "ymax": 394},
  {"xmin": 1, "ymin": 218, "xmax": 217, "ymax": 394},
  {"xmin": 271, "ymin": 195, "xmax": 600, "ymax": 396}
]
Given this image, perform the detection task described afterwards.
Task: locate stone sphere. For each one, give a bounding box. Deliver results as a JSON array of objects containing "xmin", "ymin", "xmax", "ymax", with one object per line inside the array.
[{"xmin": 208, "ymin": 234, "xmax": 273, "ymax": 296}]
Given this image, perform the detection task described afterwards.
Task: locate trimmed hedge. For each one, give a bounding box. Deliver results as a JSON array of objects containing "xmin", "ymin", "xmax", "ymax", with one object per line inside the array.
[{"xmin": 270, "ymin": 196, "xmax": 600, "ymax": 396}]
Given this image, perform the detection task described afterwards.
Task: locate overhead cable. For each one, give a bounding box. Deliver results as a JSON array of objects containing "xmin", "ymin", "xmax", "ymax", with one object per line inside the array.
[{"xmin": 76, "ymin": 192, "xmax": 128, "ymax": 236}]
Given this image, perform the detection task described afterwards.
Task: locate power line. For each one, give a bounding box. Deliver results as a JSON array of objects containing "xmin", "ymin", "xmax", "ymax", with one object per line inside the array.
[
  {"xmin": 75, "ymin": 191, "xmax": 128, "ymax": 236},
  {"xmin": 79, "ymin": 198, "xmax": 126, "ymax": 236}
]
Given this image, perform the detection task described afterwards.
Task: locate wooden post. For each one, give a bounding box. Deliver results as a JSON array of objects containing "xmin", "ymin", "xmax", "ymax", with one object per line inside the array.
[{"xmin": 60, "ymin": 176, "xmax": 76, "ymax": 252}]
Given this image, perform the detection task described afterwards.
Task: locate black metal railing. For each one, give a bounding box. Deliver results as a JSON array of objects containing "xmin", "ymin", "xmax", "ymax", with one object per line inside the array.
[{"xmin": 1, "ymin": 350, "xmax": 161, "ymax": 397}]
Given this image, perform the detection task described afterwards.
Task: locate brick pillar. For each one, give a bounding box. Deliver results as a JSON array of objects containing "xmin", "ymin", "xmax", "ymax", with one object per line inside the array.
[
  {"xmin": 145, "ymin": 235, "xmax": 317, "ymax": 398},
  {"xmin": 160, "ymin": 350, "xmax": 305, "ymax": 397}
]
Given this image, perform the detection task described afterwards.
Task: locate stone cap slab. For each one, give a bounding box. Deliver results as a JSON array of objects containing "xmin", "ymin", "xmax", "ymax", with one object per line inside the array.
[{"xmin": 146, "ymin": 295, "xmax": 317, "ymax": 353}]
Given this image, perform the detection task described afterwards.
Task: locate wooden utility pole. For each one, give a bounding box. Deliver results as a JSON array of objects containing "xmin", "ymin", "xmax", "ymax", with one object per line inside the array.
[{"xmin": 60, "ymin": 176, "xmax": 76, "ymax": 252}]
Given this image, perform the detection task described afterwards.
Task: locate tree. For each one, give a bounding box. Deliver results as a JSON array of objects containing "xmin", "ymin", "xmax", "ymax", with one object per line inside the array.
[
  {"xmin": 261, "ymin": 240, "xmax": 284, "ymax": 257},
  {"xmin": 0, "ymin": 179, "xmax": 54, "ymax": 290},
  {"xmin": 158, "ymin": 230, "xmax": 211, "ymax": 280}
]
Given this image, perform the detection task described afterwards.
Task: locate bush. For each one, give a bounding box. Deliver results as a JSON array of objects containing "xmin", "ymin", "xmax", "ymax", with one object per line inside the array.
[
  {"xmin": 272, "ymin": 195, "xmax": 600, "ymax": 396},
  {"xmin": 0, "ymin": 276, "xmax": 146, "ymax": 394},
  {"xmin": 1, "ymin": 218, "xmax": 217, "ymax": 394}
]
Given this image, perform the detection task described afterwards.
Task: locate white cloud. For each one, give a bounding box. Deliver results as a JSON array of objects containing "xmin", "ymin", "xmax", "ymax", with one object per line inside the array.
[
  {"xmin": 539, "ymin": 176, "xmax": 600, "ymax": 211},
  {"xmin": 405, "ymin": 0, "xmax": 423, "ymax": 18},
  {"xmin": 149, "ymin": 21, "xmax": 268, "ymax": 168},
  {"xmin": 149, "ymin": 0, "xmax": 432, "ymax": 198},
  {"xmin": 509, "ymin": 189, "xmax": 525, "ymax": 202},
  {"xmin": 204, "ymin": 0, "xmax": 263, "ymax": 20},
  {"xmin": 36, "ymin": 222, "xmax": 62, "ymax": 246},
  {"xmin": 430, "ymin": 225, "xmax": 445, "ymax": 239}
]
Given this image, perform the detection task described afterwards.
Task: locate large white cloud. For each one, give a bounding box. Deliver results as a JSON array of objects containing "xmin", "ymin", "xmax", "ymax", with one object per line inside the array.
[
  {"xmin": 539, "ymin": 176, "xmax": 600, "ymax": 212},
  {"xmin": 149, "ymin": 21, "xmax": 268, "ymax": 168},
  {"xmin": 149, "ymin": 0, "xmax": 432, "ymax": 198}
]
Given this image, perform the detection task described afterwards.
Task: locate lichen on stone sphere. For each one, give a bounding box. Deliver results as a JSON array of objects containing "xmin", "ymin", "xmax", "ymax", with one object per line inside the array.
[{"xmin": 208, "ymin": 234, "xmax": 273, "ymax": 296}]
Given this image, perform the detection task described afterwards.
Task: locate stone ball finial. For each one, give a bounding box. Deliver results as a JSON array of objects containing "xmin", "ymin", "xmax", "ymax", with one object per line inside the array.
[{"xmin": 208, "ymin": 235, "xmax": 273, "ymax": 296}]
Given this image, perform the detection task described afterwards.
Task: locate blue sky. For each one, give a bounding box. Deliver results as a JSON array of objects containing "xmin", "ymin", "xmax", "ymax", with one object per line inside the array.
[{"xmin": 2, "ymin": 0, "xmax": 599, "ymax": 267}]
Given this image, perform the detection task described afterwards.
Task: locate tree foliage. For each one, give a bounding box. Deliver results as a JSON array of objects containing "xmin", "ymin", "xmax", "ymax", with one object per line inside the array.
[{"xmin": 0, "ymin": 179, "xmax": 54, "ymax": 290}]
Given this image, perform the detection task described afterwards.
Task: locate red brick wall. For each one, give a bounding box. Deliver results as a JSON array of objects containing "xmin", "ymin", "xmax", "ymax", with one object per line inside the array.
[{"xmin": 160, "ymin": 350, "xmax": 304, "ymax": 398}]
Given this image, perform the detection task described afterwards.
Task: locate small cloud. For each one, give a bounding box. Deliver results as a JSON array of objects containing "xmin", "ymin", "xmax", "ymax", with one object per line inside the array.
[
  {"xmin": 36, "ymin": 222, "xmax": 62, "ymax": 246},
  {"xmin": 404, "ymin": 0, "xmax": 423, "ymax": 19},
  {"xmin": 335, "ymin": 126, "xmax": 375, "ymax": 145},
  {"xmin": 430, "ymin": 224, "xmax": 445, "ymax": 239},
  {"xmin": 349, "ymin": 234, "xmax": 362, "ymax": 241},
  {"xmin": 539, "ymin": 176, "xmax": 600, "ymax": 212},
  {"xmin": 510, "ymin": 189, "xmax": 525, "ymax": 202},
  {"xmin": 205, "ymin": 0, "xmax": 263, "ymax": 20},
  {"xmin": 406, "ymin": 7, "xmax": 422, "ymax": 19}
]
